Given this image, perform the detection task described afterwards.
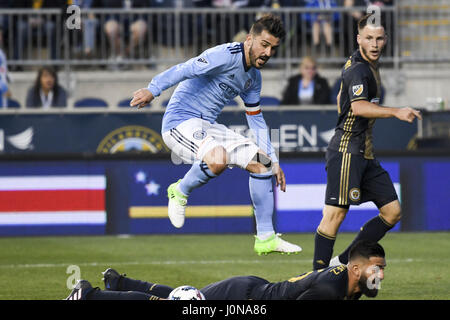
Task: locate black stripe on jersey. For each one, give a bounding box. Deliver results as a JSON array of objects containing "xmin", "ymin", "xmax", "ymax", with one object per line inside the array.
[
  {"xmin": 228, "ymin": 44, "xmax": 241, "ymax": 53},
  {"xmin": 170, "ymin": 129, "xmax": 198, "ymax": 154},
  {"xmin": 249, "ymin": 173, "xmax": 273, "ymax": 180},
  {"xmin": 172, "ymin": 128, "xmax": 199, "ymax": 151},
  {"xmin": 245, "ymin": 102, "xmax": 261, "ymax": 108},
  {"xmin": 199, "ymin": 162, "xmax": 215, "ymax": 179},
  {"xmin": 170, "ymin": 131, "xmax": 196, "ymax": 154}
]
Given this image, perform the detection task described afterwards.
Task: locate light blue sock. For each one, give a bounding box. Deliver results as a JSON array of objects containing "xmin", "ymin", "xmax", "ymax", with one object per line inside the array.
[
  {"xmin": 178, "ymin": 161, "xmax": 217, "ymax": 196},
  {"xmin": 249, "ymin": 171, "xmax": 275, "ymax": 237}
]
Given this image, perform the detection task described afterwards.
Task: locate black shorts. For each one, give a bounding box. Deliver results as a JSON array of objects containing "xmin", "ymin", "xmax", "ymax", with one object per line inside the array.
[
  {"xmin": 200, "ymin": 276, "xmax": 269, "ymax": 300},
  {"xmin": 325, "ymin": 150, "xmax": 398, "ymax": 208}
]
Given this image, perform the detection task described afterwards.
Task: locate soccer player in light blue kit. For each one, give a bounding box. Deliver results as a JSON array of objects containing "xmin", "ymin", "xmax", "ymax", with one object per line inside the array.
[{"xmin": 131, "ymin": 14, "xmax": 301, "ymax": 255}]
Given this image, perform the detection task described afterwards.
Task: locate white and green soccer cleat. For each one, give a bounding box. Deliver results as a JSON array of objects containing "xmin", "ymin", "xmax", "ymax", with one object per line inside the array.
[
  {"xmin": 167, "ymin": 180, "xmax": 188, "ymax": 228},
  {"xmin": 254, "ymin": 233, "xmax": 302, "ymax": 255}
]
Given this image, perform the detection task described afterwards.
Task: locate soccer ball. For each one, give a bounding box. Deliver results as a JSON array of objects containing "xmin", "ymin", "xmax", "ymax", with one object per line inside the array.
[{"xmin": 168, "ymin": 285, "xmax": 206, "ymax": 300}]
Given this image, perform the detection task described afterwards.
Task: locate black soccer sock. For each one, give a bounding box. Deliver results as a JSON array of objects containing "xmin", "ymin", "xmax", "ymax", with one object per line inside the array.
[
  {"xmin": 313, "ymin": 229, "xmax": 336, "ymax": 270},
  {"xmin": 87, "ymin": 288, "xmax": 158, "ymax": 300},
  {"xmin": 119, "ymin": 276, "xmax": 174, "ymax": 298},
  {"xmin": 338, "ymin": 214, "xmax": 394, "ymax": 264}
]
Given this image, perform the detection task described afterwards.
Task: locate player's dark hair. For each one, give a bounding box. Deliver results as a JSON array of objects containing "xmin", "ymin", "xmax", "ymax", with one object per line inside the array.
[
  {"xmin": 250, "ymin": 14, "xmax": 286, "ymax": 40},
  {"xmin": 348, "ymin": 240, "xmax": 385, "ymax": 262},
  {"xmin": 358, "ymin": 13, "xmax": 385, "ymax": 33}
]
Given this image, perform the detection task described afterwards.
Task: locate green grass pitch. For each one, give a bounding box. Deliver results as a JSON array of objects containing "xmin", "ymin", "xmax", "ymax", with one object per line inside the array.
[{"xmin": 0, "ymin": 232, "xmax": 448, "ymax": 300}]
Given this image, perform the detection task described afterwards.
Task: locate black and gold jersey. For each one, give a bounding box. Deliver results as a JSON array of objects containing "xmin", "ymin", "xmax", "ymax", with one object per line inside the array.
[
  {"xmin": 254, "ymin": 265, "xmax": 361, "ymax": 300},
  {"xmin": 328, "ymin": 49, "xmax": 382, "ymax": 159}
]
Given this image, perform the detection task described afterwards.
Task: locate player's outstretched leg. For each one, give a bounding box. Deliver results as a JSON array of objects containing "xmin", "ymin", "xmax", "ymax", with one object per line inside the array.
[
  {"xmin": 167, "ymin": 161, "xmax": 217, "ymax": 228},
  {"xmin": 102, "ymin": 268, "xmax": 173, "ymax": 298},
  {"xmin": 249, "ymin": 171, "xmax": 301, "ymax": 255}
]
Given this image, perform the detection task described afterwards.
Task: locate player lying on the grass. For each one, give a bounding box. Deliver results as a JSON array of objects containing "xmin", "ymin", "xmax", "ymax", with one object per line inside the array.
[
  {"xmin": 66, "ymin": 240, "xmax": 385, "ymax": 300},
  {"xmin": 130, "ymin": 13, "xmax": 301, "ymax": 255}
]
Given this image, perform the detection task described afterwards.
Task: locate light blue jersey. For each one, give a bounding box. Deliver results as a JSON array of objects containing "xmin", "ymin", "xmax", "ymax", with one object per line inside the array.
[{"xmin": 147, "ymin": 42, "xmax": 277, "ymax": 161}]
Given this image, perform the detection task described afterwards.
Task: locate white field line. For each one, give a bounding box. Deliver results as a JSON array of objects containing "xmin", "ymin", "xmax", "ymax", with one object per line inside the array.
[{"xmin": 0, "ymin": 258, "xmax": 418, "ymax": 269}]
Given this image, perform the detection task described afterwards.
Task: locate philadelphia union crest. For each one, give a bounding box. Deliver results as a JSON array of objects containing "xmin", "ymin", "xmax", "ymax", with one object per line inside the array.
[{"xmin": 97, "ymin": 125, "xmax": 169, "ymax": 154}]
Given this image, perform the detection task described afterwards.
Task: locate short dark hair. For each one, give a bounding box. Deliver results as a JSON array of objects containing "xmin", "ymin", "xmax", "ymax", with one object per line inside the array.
[
  {"xmin": 358, "ymin": 13, "xmax": 385, "ymax": 33},
  {"xmin": 250, "ymin": 14, "xmax": 286, "ymax": 40},
  {"xmin": 348, "ymin": 240, "xmax": 385, "ymax": 262}
]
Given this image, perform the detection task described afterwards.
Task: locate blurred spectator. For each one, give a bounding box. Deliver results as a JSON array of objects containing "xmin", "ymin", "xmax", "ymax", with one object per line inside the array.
[
  {"xmin": 72, "ymin": 0, "xmax": 98, "ymax": 59},
  {"xmin": 304, "ymin": 0, "xmax": 339, "ymax": 56},
  {"xmin": 342, "ymin": 0, "xmax": 366, "ymax": 56},
  {"xmin": 25, "ymin": 66, "xmax": 67, "ymax": 108},
  {"xmin": 92, "ymin": 0, "xmax": 150, "ymax": 62},
  {"xmin": 12, "ymin": 0, "xmax": 66, "ymax": 63},
  {"xmin": 0, "ymin": 28, "xmax": 11, "ymax": 108},
  {"xmin": 281, "ymin": 56, "xmax": 331, "ymax": 105}
]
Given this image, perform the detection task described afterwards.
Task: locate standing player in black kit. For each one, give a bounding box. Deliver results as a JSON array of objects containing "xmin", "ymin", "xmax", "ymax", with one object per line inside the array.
[{"xmin": 312, "ymin": 13, "xmax": 422, "ymax": 270}]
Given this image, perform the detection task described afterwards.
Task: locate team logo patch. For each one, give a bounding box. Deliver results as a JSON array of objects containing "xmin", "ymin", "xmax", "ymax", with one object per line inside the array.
[
  {"xmin": 352, "ymin": 84, "xmax": 364, "ymax": 96},
  {"xmin": 193, "ymin": 130, "xmax": 207, "ymax": 140},
  {"xmin": 96, "ymin": 125, "xmax": 169, "ymax": 154},
  {"xmin": 349, "ymin": 188, "xmax": 361, "ymax": 201}
]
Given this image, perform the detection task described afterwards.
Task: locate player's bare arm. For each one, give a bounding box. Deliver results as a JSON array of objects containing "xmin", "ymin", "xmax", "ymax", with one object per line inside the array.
[
  {"xmin": 351, "ymin": 100, "xmax": 422, "ymax": 123},
  {"xmin": 130, "ymin": 88, "xmax": 154, "ymax": 109}
]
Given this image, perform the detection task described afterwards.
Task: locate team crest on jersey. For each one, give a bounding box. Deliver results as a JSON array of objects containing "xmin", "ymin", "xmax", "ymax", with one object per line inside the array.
[
  {"xmin": 193, "ymin": 130, "xmax": 207, "ymax": 140},
  {"xmin": 352, "ymin": 84, "xmax": 364, "ymax": 96},
  {"xmin": 244, "ymin": 79, "xmax": 252, "ymax": 90},
  {"xmin": 349, "ymin": 188, "xmax": 361, "ymax": 201}
]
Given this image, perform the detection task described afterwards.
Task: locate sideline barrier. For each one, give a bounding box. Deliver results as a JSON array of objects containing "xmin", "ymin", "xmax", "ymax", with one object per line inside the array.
[{"xmin": 0, "ymin": 151, "xmax": 448, "ymax": 236}]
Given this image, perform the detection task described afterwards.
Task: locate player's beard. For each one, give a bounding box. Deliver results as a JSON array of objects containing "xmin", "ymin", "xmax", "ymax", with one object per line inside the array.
[
  {"xmin": 249, "ymin": 42, "xmax": 269, "ymax": 69},
  {"xmin": 360, "ymin": 45, "xmax": 384, "ymax": 64},
  {"xmin": 358, "ymin": 274, "xmax": 379, "ymax": 298}
]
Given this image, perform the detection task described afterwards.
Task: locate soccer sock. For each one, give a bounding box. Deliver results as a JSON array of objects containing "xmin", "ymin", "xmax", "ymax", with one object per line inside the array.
[
  {"xmin": 313, "ymin": 229, "xmax": 336, "ymax": 270},
  {"xmin": 119, "ymin": 276, "xmax": 174, "ymax": 298},
  {"xmin": 249, "ymin": 171, "xmax": 275, "ymax": 237},
  {"xmin": 87, "ymin": 289, "xmax": 157, "ymax": 300},
  {"xmin": 338, "ymin": 214, "xmax": 394, "ymax": 264},
  {"xmin": 178, "ymin": 161, "xmax": 217, "ymax": 196}
]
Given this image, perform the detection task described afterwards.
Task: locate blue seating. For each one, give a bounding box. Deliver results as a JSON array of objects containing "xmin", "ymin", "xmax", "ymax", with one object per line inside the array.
[
  {"xmin": 260, "ymin": 96, "xmax": 280, "ymax": 106},
  {"xmin": 74, "ymin": 97, "xmax": 108, "ymax": 108},
  {"xmin": 7, "ymin": 99, "xmax": 21, "ymax": 108}
]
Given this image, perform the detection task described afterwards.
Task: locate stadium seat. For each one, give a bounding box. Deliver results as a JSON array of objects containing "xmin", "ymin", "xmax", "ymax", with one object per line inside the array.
[
  {"xmin": 74, "ymin": 97, "xmax": 108, "ymax": 108},
  {"xmin": 118, "ymin": 98, "xmax": 131, "ymax": 107},
  {"xmin": 260, "ymin": 96, "xmax": 280, "ymax": 106},
  {"xmin": 7, "ymin": 99, "xmax": 21, "ymax": 108}
]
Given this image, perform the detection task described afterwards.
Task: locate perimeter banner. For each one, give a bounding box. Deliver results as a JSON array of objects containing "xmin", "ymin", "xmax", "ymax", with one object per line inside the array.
[{"xmin": 0, "ymin": 111, "xmax": 416, "ymax": 154}]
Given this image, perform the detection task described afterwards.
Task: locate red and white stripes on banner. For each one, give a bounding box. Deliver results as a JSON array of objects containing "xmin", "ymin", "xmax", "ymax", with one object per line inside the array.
[{"xmin": 0, "ymin": 175, "xmax": 106, "ymax": 225}]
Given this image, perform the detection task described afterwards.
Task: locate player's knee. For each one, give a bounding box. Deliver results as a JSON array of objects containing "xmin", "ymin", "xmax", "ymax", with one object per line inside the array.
[
  {"xmin": 322, "ymin": 205, "xmax": 348, "ymax": 225},
  {"xmin": 380, "ymin": 201, "xmax": 402, "ymax": 225},
  {"xmin": 247, "ymin": 152, "xmax": 272, "ymax": 174},
  {"xmin": 203, "ymin": 146, "xmax": 228, "ymax": 175}
]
